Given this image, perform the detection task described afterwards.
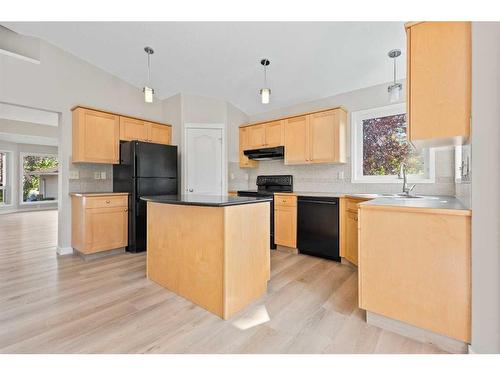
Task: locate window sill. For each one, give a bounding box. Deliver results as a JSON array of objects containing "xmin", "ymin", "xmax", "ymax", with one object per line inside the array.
[
  {"xmin": 20, "ymin": 200, "xmax": 58, "ymax": 205},
  {"xmin": 351, "ymin": 178, "xmax": 436, "ymax": 184}
]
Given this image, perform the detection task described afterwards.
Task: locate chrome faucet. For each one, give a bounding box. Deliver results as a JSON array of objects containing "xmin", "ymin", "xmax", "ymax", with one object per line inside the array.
[{"xmin": 398, "ymin": 162, "xmax": 416, "ymax": 197}]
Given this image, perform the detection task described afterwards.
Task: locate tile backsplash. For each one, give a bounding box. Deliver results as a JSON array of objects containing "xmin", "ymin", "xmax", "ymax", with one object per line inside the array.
[
  {"xmin": 229, "ymin": 148, "xmax": 456, "ymax": 196},
  {"xmin": 69, "ymin": 163, "xmax": 113, "ymax": 193}
]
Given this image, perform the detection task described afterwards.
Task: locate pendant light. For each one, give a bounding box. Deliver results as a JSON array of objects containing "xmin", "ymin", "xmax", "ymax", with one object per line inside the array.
[
  {"xmin": 143, "ymin": 46, "xmax": 155, "ymax": 103},
  {"xmin": 260, "ymin": 58, "xmax": 271, "ymax": 104},
  {"xmin": 387, "ymin": 49, "xmax": 402, "ymax": 103}
]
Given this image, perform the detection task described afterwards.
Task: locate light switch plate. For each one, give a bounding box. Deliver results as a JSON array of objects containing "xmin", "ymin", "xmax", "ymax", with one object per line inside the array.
[
  {"xmin": 69, "ymin": 170, "xmax": 79, "ymax": 180},
  {"xmin": 94, "ymin": 172, "xmax": 101, "ymax": 180},
  {"xmin": 100, "ymin": 171, "xmax": 106, "ymax": 180},
  {"xmin": 338, "ymin": 171, "xmax": 344, "ymax": 180}
]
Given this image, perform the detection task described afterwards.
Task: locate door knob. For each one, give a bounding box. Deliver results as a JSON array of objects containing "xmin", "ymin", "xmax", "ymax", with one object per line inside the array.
[{"xmin": 188, "ymin": 188, "xmax": 193, "ymax": 192}]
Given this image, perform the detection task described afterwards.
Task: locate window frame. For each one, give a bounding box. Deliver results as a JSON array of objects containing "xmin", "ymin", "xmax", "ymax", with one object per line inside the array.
[
  {"xmin": 351, "ymin": 103, "xmax": 435, "ymax": 184},
  {"xmin": 19, "ymin": 151, "xmax": 59, "ymax": 206},
  {"xmin": 0, "ymin": 150, "xmax": 13, "ymax": 207}
]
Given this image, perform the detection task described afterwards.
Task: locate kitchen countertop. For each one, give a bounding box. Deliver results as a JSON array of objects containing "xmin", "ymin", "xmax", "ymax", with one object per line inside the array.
[
  {"xmin": 359, "ymin": 195, "xmax": 471, "ymax": 214},
  {"xmin": 141, "ymin": 194, "xmax": 273, "ymax": 207},
  {"xmin": 69, "ymin": 192, "xmax": 129, "ymax": 197}
]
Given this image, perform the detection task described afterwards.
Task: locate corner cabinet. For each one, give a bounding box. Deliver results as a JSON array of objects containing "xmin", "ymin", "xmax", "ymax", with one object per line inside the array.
[
  {"xmin": 72, "ymin": 107, "xmax": 120, "ymax": 164},
  {"xmin": 71, "ymin": 193, "xmax": 129, "ymax": 254},
  {"xmin": 339, "ymin": 196, "xmax": 372, "ymax": 266},
  {"xmin": 406, "ymin": 21, "xmax": 471, "ymax": 148},
  {"xmin": 72, "ymin": 106, "xmax": 173, "ymax": 164},
  {"xmin": 284, "ymin": 108, "xmax": 346, "ymax": 165}
]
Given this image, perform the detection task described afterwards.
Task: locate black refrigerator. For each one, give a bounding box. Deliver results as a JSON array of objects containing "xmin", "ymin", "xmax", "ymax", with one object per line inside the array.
[{"xmin": 113, "ymin": 141, "xmax": 178, "ymax": 252}]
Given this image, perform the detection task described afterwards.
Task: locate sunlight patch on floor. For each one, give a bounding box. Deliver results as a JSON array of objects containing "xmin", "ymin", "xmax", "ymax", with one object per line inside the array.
[{"xmin": 232, "ymin": 305, "xmax": 270, "ymax": 330}]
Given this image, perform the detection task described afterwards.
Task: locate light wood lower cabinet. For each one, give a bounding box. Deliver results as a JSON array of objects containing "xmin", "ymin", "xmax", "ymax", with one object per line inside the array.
[
  {"xmin": 358, "ymin": 204, "xmax": 471, "ymax": 342},
  {"xmin": 71, "ymin": 193, "xmax": 128, "ymax": 254},
  {"xmin": 339, "ymin": 196, "xmax": 371, "ymax": 266},
  {"xmin": 274, "ymin": 194, "xmax": 297, "ymax": 248}
]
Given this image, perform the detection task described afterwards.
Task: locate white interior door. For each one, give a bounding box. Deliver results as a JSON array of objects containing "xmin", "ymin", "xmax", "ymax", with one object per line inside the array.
[{"xmin": 185, "ymin": 127, "xmax": 223, "ymax": 195}]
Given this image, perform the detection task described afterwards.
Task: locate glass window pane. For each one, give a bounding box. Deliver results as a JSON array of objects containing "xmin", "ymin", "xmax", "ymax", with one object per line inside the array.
[
  {"xmin": 22, "ymin": 155, "xmax": 59, "ymax": 203},
  {"xmin": 362, "ymin": 113, "xmax": 424, "ymax": 177}
]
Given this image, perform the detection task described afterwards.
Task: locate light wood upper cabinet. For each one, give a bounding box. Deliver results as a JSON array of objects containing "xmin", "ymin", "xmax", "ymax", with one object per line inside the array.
[
  {"xmin": 264, "ymin": 120, "xmax": 284, "ymax": 147},
  {"xmin": 284, "ymin": 108, "xmax": 346, "ymax": 165},
  {"xmin": 72, "ymin": 107, "xmax": 120, "ymax": 164},
  {"xmin": 73, "ymin": 107, "xmax": 173, "ymax": 165},
  {"xmin": 120, "ymin": 116, "xmax": 148, "ymax": 142},
  {"xmin": 274, "ymin": 194, "xmax": 297, "ymax": 248},
  {"xmin": 239, "ymin": 127, "xmax": 258, "ymax": 168},
  {"xmin": 247, "ymin": 125, "xmax": 267, "ymax": 149},
  {"xmin": 71, "ymin": 194, "xmax": 128, "ymax": 254},
  {"xmin": 147, "ymin": 122, "xmax": 172, "ymax": 145},
  {"xmin": 119, "ymin": 117, "xmax": 172, "ymax": 145},
  {"xmin": 308, "ymin": 109, "xmax": 346, "ymax": 163},
  {"xmin": 284, "ymin": 115, "xmax": 309, "ymax": 164},
  {"xmin": 239, "ymin": 107, "xmax": 346, "ymax": 166},
  {"xmin": 406, "ymin": 21, "xmax": 471, "ymax": 147}
]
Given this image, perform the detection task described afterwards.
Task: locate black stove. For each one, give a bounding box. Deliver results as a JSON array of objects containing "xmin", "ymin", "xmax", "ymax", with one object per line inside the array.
[{"xmin": 238, "ymin": 175, "xmax": 293, "ymax": 249}]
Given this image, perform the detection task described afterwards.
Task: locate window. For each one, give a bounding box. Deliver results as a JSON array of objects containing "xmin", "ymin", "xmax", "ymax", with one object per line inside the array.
[
  {"xmin": 351, "ymin": 103, "xmax": 434, "ymax": 183},
  {"xmin": 20, "ymin": 153, "xmax": 59, "ymax": 204},
  {"xmin": 0, "ymin": 151, "xmax": 11, "ymax": 205}
]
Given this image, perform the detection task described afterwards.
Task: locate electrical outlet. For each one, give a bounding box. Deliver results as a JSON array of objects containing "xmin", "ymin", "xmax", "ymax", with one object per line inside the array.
[
  {"xmin": 94, "ymin": 172, "xmax": 101, "ymax": 180},
  {"xmin": 230, "ymin": 173, "xmax": 235, "ymax": 180},
  {"xmin": 100, "ymin": 171, "xmax": 106, "ymax": 179},
  {"xmin": 69, "ymin": 170, "xmax": 79, "ymax": 179},
  {"xmin": 338, "ymin": 171, "xmax": 344, "ymax": 180}
]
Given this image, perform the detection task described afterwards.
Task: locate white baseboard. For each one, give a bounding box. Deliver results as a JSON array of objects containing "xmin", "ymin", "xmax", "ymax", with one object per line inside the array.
[
  {"xmin": 468, "ymin": 344, "xmax": 476, "ymax": 354},
  {"xmin": 366, "ymin": 311, "xmax": 468, "ymax": 354},
  {"xmin": 57, "ymin": 246, "xmax": 74, "ymax": 256}
]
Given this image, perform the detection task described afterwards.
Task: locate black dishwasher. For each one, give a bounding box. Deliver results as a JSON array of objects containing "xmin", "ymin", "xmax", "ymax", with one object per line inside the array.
[{"xmin": 297, "ymin": 196, "xmax": 340, "ymax": 261}]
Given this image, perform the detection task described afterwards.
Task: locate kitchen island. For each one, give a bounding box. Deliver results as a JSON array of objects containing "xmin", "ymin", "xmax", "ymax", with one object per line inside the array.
[{"xmin": 141, "ymin": 194, "xmax": 272, "ymax": 319}]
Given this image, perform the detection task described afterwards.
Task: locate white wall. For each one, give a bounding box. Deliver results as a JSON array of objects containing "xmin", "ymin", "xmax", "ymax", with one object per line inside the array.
[
  {"xmin": 230, "ymin": 81, "xmax": 455, "ymax": 196},
  {"xmin": 162, "ymin": 93, "xmax": 248, "ymax": 194},
  {"xmin": 0, "ymin": 140, "xmax": 58, "ymax": 213},
  {"xmin": 470, "ymin": 22, "xmax": 500, "ymax": 354},
  {"xmin": 0, "ymin": 36, "xmax": 164, "ymax": 251}
]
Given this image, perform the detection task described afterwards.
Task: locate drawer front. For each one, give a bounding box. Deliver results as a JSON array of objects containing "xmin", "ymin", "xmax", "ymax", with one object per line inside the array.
[
  {"xmin": 84, "ymin": 195, "xmax": 128, "ymax": 209},
  {"xmin": 274, "ymin": 194, "xmax": 297, "ymax": 207}
]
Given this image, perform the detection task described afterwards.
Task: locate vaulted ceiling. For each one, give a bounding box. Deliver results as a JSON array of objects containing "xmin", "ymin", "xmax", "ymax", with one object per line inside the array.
[{"xmin": 3, "ymin": 22, "xmax": 406, "ymax": 115}]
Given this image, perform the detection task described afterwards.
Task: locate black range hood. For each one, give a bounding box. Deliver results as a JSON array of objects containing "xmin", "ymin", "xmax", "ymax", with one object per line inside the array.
[{"xmin": 244, "ymin": 146, "xmax": 284, "ymax": 160}]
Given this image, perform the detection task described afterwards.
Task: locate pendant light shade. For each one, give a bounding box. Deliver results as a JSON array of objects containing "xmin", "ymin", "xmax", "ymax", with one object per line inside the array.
[
  {"xmin": 143, "ymin": 46, "xmax": 155, "ymax": 103},
  {"xmin": 387, "ymin": 49, "xmax": 402, "ymax": 103},
  {"xmin": 260, "ymin": 88, "xmax": 271, "ymax": 104},
  {"xmin": 143, "ymin": 86, "xmax": 154, "ymax": 103},
  {"xmin": 260, "ymin": 58, "xmax": 271, "ymax": 104}
]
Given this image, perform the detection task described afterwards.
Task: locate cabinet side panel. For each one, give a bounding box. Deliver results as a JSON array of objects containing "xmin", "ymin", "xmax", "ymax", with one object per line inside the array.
[
  {"xmin": 358, "ymin": 207, "xmax": 471, "ymax": 342},
  {"xmin": 223, "ymin": 202, "xmax": 270, "ymax": 319},
  {"xmin": 147, "ymin": 202, "xmax": 224, "ymax": 317}
]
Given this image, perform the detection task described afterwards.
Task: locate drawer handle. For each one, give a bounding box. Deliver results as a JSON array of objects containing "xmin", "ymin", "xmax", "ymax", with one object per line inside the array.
[{"xmin": 106, "ymin": 200, "xmax": 111, "ymax": 204}]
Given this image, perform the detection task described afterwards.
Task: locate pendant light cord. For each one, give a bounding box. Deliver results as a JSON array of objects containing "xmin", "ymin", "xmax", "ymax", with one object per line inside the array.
[{"xmin": 147, "ymin": 52, "xmax": 152, "ymax": 85}]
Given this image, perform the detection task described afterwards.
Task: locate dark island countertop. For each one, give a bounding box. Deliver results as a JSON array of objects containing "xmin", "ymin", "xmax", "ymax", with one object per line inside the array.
[{"xmin": 141, "ymin": 194, "xmax": 273, "ymax": 207}]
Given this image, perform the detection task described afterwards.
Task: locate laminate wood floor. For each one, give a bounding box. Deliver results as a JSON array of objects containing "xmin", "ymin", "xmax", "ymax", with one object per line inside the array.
[{"xmin": 0, "ymin": 210, "xmax": 446, "ymax": 354}]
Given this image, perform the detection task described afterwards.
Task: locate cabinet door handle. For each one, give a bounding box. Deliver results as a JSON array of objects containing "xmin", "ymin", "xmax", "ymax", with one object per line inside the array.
[{"xmin": 124, "ymin": 208, "xmax": 128, "ymax": 212}]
